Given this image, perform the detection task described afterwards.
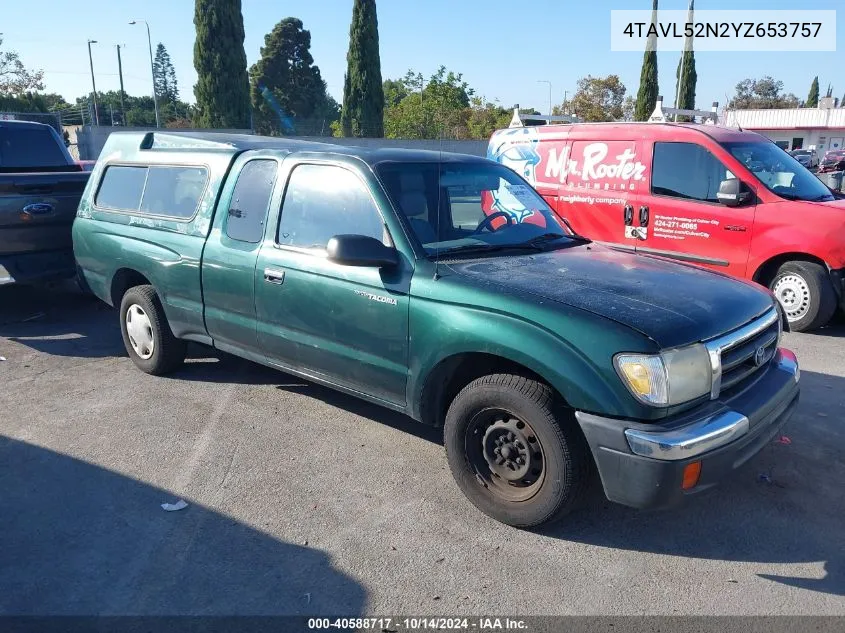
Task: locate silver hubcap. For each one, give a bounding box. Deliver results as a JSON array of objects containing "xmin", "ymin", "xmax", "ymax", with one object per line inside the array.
[
  {"xmin": 125, "ymin": 304, "xmax": 155, "ymax": 359},
  {"xmin": 773, "ymin": 274, "xmax": 811, "ymax": 322}
]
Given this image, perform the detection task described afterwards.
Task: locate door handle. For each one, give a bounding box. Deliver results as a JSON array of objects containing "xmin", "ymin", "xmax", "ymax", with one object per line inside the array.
[
  {"xmin": 623, "ymin": 204, "xmax": 634, "ymax": 226},
  {"xmin": 639, "ymin": 206, "xmax": 649, "ymax": 227},
  {"xmin": 263, "ymin": 268, "xmax": 286, "ymax": 285}
]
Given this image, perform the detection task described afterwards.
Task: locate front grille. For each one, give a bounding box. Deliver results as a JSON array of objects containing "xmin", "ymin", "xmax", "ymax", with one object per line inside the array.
[{"xmin": 704, "ymin": 308, "xmax": 780, "ymax": 399}]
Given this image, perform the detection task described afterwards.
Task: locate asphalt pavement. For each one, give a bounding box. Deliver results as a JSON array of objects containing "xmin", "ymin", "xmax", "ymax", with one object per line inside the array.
[{"xmin": 1, "ymin": 282, "xmax": 843, "ymax": 616}]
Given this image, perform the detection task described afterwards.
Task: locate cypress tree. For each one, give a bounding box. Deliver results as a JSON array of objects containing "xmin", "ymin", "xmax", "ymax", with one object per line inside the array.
[
  {"xmin": 674, "ymin": 0, "xmax": 697, "ymax": 119},
  {"xmin": 807, "ymin": 76, "xmax": 819, "ymax": 108},
  {"xmin": 193, "ymin": 0, "xmax": 251, "ymax": 129},
  {"xmin": 634, "ymin": 0, "xmax": 659, "ymax": 121},
  {"xmin": 341, "ymin": 0, "xmax": 384, "ymax": 137}
]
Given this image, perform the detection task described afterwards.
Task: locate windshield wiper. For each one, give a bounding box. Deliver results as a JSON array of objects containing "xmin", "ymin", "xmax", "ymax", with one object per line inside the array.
[
  {"xmin": 559, "ymin": 219, "xmax": 592, "ymax": 242},
  {"xmin": 810, "ymin": 194, "xmax": 835, "ymax": 201},
  {"xmin": 438, "ymin": 242, "xmax": 545, "ymax": 257}
]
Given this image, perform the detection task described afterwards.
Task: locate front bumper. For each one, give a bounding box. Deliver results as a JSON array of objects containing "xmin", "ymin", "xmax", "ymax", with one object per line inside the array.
[
  {"xmin": 575, "ymin": 348, "xmax": 800, "ymax": 510},
  {"xmin": 0, "ymin": 250, "xmax": 76, "ymax": 285}
]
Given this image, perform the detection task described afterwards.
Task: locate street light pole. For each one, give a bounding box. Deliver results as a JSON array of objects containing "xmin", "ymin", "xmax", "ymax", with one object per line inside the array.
[
  {"xmin": 537, "ymin": 80, "xmax": 552, "ymax": 117},
  {"xmin": 130, "ymin": 19, "xmax": 161, "ymax": 128},
  {"xmin": 87, "ymin": 39, "xmax": 99, "ymax": 126}
]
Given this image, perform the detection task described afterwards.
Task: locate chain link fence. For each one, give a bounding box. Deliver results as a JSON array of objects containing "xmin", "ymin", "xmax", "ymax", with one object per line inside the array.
[{"xmin": 0, "ymin": 111, "xmax": 62, "ymax": 134}]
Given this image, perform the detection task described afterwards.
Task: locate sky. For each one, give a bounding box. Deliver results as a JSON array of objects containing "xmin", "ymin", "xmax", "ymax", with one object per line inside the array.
[{"xmin": 2, "ymin": 0, "xmax": 843, "ymax": 114}]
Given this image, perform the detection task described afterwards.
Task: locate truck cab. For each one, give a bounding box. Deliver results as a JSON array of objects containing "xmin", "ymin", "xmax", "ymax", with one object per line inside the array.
[
  {"xmin": 488, "ymin": 122, "xmax": 845, "ymax": 332},
  {"xmin": 74, "ymin": 131, "xmax": 799, "ymax": 528}
]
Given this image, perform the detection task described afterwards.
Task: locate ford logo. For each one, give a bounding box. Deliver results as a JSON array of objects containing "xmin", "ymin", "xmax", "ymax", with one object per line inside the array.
[{"xmin": 22, "ymin": 203, "xmax": 53, "ymax": 215}]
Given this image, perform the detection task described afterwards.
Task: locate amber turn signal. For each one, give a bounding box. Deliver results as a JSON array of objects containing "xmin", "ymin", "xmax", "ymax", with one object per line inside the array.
[{"xmin": 682, "ymin": 461, "xmax": 702, "ymax": 490}]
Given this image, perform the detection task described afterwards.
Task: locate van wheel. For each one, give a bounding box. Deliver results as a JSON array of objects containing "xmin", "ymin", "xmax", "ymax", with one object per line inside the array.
[
  {"xmin": 119, "ymin": 285, "xmax": 186, "ymax": 375},
  {"xmin": 444, "ymin": 374, "xmax": 591, "ymax": 528},
  {"xmin": 770, "ymin": 261, "xmax": 837, "ymax": 332}
]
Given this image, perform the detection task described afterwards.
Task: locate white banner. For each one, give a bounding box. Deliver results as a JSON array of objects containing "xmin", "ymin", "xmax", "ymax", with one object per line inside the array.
[{"xmin": 610, "ymin": 10, "xmax": 836, "ymax": 52}]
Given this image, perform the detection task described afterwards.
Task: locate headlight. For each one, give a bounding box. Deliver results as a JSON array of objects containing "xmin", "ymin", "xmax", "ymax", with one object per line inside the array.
[{"xmin": 615, "ymin": 344, "xmax": 712, "ymax": 406}]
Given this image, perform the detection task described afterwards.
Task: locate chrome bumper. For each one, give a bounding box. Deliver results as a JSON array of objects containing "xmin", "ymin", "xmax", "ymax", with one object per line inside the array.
[{"xmin": 623, "ymin": 348, "xmax": 800, "ymax": 461}]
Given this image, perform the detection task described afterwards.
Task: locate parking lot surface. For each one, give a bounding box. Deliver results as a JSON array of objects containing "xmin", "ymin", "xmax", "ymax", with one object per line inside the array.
[{"xmin": 1, "ymin": 283, "xmax": 843, "ymax": 615}]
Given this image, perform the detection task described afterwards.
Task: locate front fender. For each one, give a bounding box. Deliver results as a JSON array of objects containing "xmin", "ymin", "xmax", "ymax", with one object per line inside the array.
[{"xmin": 407, "ymin": 294, "xmax": 659, "ymax": 422}]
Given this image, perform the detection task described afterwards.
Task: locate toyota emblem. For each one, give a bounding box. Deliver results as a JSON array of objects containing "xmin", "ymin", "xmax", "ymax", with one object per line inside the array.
[{"xmin": 754, "ymin": 346, "xmax": 767, "ymax": 367}]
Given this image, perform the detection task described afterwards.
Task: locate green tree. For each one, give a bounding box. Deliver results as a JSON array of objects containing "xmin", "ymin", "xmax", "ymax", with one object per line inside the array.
[
  {"xmin": 728, "ymin": 77, "xmax": 800, "ymax": 110},
  {"xmin": 569, "ymin": 75, "xmax": 627, "ymax": 122},
  {"xmin": 249, "ymin": 18, "xmax": 337, "ymax": 135},
  {"xmin": 341, "ymin": 0, "xmax": 384, "ymax": 137},
  {"xmin": 153, "ymin": 43, "xmax": 179, "ymax": 106},
  {"xmin": 193, "ymin": 0, "xmax": 251, "ymax": 129},
  {"xmin": 383, "ymin": 77, "xmax": 410, "ymax": 108},
  {"xmin": 464, "ymin": 97, "xmax": 511, "ymax": 139},
  {"xmin": 634, "ymin": 0, "xmax": 659, "ymax": 121},
  {"xmin": 0, "ymin": 35, "xmax": 44, "ymax": 96},
  {"xmin": 674, "ymin": 0, "xmax": 697, "ymax": 120},
  {"xmin": 383, "ymin": 67, "xmax": 472, "ymax": 139},
  {"xmin": 807, "ymin": 76, "xmax": 819, "ymax": 108}
]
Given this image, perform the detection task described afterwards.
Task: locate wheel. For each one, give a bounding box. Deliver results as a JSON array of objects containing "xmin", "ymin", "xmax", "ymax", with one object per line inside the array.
[
  {"xmin": 770, "ymin": 261, "xmax": 837, "ymax": 332},
  {"xmin": 444, "ymin": 373, "xmax": 591, "ymax": 528},
  {"xmin": 119, "ymin": 285, "xmax": 186, "ymax": 375}
]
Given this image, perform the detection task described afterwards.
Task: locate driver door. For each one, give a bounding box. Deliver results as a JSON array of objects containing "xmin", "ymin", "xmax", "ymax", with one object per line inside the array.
[{"xmin": 639, "ymin": 140, "xmax": 755, "ymax": 276}]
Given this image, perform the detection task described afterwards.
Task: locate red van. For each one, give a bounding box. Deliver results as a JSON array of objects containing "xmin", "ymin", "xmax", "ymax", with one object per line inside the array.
[{"xmin": 487, "ymin": 123, "xmax": 845, "ymax": 331}]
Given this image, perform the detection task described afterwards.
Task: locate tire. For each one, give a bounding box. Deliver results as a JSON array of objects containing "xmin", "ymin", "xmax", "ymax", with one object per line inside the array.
[
  {"xmin": 119, "ymin": 285, "xmax": 186, "ymax": 375},
  {"xmin": 444, "ymin": 373, "xmax": 592, "ymax": 528},
  {"xmin": 770, "ymin": 261, "xmax": 837, "ymax": 332}
]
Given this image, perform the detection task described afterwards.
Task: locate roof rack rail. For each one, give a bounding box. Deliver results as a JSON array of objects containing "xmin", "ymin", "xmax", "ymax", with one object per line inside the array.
[
  {"xmin": 648, "ymin": 96, "xmax": 719, "ymax": 124},
  {"xmin": 508, "ymin": 105, "xmax": 581, "ymax": 128},
  {"xmin": 139, "ymin": 131, "xmax": 238, "ymax": 151}
]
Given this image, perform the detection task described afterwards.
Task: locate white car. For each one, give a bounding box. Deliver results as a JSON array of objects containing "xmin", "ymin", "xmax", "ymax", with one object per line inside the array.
[{"xmin": 790, "ymin": 149, "xmax": 819, "ymax": 169}]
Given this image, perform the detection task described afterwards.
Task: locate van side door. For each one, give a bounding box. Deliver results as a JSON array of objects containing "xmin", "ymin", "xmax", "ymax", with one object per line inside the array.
[
  {"xmin": 553, "ymin": 138, "xmax": 648, "ymax": 251},
  {"xmin": 254, "ymin": 159, "xmax": 412, "ymax": 406},
  {"xmin": 202, "ymin": 154, "xmax": 281, "ymax": 355},
  {"xmin": 638, "ymin": 140, "xmax": 755, "ymax": 276}
]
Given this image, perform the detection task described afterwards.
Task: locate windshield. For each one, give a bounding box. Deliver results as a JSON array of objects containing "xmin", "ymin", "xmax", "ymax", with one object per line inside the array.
[
  {"xmin": 723, "ymin": 141, "xmax": 834, "ymax": 202},
  {"xmin": 377, "ymin": 161, "xmax": 574, "ymax": 256}
]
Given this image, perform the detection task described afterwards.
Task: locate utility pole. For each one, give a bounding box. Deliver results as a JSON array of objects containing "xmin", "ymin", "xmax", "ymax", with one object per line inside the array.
[
  {"xmin": 87, "ymin": 39, "xmax": 100, "ymax": 126},
  {"xmin": 115, "ymin": 44, "xmax": 126, "ymax": 122},
  {"xmin": 537, "ymin": 80, "xmax": 552, "ymax": 117},
  {"xmin": 563, "ymin": 90, "xmax": 568, "ymax": 115}
]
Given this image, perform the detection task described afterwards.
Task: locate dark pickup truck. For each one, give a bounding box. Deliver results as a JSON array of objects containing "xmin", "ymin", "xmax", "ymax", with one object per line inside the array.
[
  {"xmin": 74, "ymin": 131, "xmax": 800, "ymax": 528},
  {"xmin": 0, "ymin": 120, "xmax": 90, "ymax": 285}
]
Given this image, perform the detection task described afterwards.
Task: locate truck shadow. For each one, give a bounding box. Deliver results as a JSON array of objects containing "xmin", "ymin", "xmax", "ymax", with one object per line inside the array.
[
  {"xmin": 174, "ymin": 352, "xmax": 443, "ymax": 445},
  {"xmin": 0, "ymin": 283, "xmax": 122, "ymax": 359},
  {"xmin": 543, "ymin": 367, "xmax": 845, "ymax": 597},
  {"xmin": 0, "ymin": 435, "xmax": 367, "ymax": 615}
]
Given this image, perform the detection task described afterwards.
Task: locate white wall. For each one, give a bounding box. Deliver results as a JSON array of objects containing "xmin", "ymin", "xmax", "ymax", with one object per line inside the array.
[{"xmin": 747, "ymin": 128, "xmax": 845, "ymax": 153}]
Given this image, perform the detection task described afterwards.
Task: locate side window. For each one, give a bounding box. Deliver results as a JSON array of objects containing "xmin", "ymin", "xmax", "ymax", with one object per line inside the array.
[
  {"xmin": 95, "ymin": 165, "xmax": 147, "ymax": 210},
  {"xmin": 277, "ymin": 164, "xmax": 386, "ymax": 249},
  {"xmin": 140, "ymin": 166, "xmax": 207, "ymax": 218},
  {"xmin": 225, "ymin": 159, "xmax": 277, "ymax": 243},
  {"xmin": 652, "ymin": 142, "xmax": 734, "ymax": 204}
]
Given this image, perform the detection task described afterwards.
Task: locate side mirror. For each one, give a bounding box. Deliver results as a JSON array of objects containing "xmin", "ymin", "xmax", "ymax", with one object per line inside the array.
[
  {"xmin": 716, "ymin": 178, "xmax": 753, "ymax": 207},
  {"xmin": 327, "ymin": 234, "xmax": 399, "ymax": 268}
]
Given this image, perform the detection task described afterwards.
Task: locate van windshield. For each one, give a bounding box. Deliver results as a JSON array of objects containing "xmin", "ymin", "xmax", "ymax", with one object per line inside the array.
[
  {"xmin": 377, "ymin": 161, "xmax": 579, "ymax": 257},
  {"xmin": 723, "ymin": 141, "xmax": 835, "ymax": 202}
]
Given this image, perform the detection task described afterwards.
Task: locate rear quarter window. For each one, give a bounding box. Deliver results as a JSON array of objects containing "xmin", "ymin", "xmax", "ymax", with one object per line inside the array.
[
  {"xmin": 95, "ymin": 164, "xmax": 208, "ymax": 219},
  {"xmin": 0, "ymin": 125, "xmax": 69, "ymax": 170}
]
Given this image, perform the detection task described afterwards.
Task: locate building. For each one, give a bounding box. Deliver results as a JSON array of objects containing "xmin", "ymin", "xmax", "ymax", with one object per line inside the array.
[{"xmin": 721, "ymin": 97, "xmax": 845, "ymax": 154}]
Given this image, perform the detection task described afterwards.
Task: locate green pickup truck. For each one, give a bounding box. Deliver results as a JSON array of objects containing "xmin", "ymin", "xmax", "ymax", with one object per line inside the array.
[{"xmin": 73, "ymin": 131, "xmax": 800, "ymax": 527}]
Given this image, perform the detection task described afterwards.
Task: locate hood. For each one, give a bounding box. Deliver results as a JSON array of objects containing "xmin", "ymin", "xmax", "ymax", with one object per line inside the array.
[{"xmin": 446, "ymin": 245, "xmax": 775, "ymax": 348}]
